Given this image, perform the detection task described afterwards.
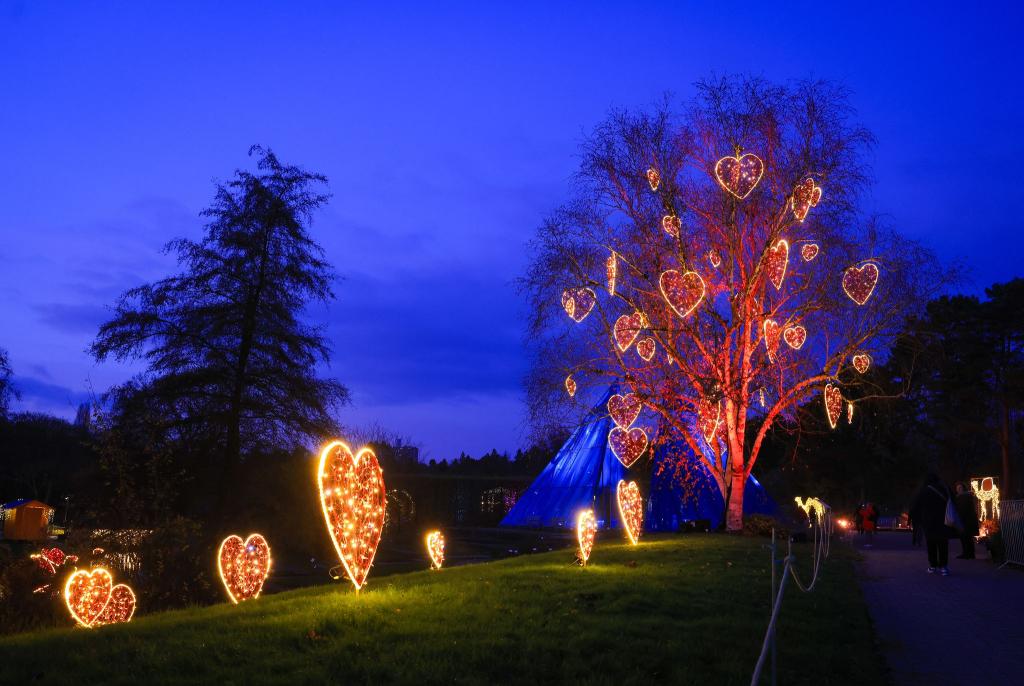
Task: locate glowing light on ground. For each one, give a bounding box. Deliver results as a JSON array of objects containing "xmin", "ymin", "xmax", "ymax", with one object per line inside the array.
[
  {"xmin": 972, "ymin": 478, "xmax": 1000, "ymax": 519},
  {"xmin": 576, "ymin": 510, "xmax": 597, "ymax": 565},
  {"xmin": 218, "ymin": 533, "xmax": 272, "ymax": 604},
  {"xmin": 64, "ymin": 568, "xmax": 133, "ymax": 628},
  {"xmin": 616, "ymin": 480, "xmax": 643, "ymax": 545},
  {"xmin": 425, "ymin": 530, "xmax": 445, "ymax": 570}
]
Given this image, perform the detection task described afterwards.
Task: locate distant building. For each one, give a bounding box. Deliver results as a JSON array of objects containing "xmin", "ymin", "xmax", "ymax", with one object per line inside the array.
[
  {"xmin": 1, "ymin": 499, "xmax": 54, "ymax": 541},
  {"xmin": 396, "ymin": 444, "xmax": 419, "ymax": 464}
]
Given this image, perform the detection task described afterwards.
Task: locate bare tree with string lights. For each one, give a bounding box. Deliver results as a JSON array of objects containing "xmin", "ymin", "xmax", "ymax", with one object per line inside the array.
[{"xmin": 522, "ymin": 77, "xmax": 945, "ymax": 530}]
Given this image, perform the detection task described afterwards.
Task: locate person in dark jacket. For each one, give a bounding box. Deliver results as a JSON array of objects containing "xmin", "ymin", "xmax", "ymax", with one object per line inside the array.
[
  {"xmin": 909, "ymin": 472, "xmax": 953, "ymax": 575},
  {"xmin": 954, "ymin": 482, "xmax": 979, "ymax": 559}
]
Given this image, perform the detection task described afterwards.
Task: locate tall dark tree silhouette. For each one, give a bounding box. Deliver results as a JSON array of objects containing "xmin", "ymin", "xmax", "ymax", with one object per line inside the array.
[
  {"xmin": 91, "ymin": 147, "xmax": 348, "ymax": 519},
  {"xmin": 0, "ymin": 347, "xmax": 15, "ymax": 417}
]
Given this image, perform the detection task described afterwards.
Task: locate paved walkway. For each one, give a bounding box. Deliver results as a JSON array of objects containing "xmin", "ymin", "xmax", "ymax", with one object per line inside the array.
[{"xmin": 856, "ymin": 531, "xmax": 1024, "ymax": 685}]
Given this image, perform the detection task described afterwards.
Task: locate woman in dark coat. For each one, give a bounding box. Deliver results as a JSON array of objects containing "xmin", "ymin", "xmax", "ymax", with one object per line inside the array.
[
  {"xmin": 954, "ymin": 482, "xmax": 979, "ymax": 559},
  {"xmin": 909, "ymin": 473, "xmax": 954, "ymax": 575}
]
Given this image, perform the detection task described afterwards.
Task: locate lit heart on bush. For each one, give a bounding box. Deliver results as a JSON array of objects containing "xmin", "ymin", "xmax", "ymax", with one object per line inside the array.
[
  {"xmin": 93, "ymin": 584, "xmax": 136, "ymax": 626},
  {"xmin": 608, "ymin": 393, "xmax": 642, "ymax": 429},
  {"xmin": 698, "ymin": 398, "xmax": 722, "ymax": 444},
  {"xmin": 842, "ymin": 263, "xmax": 879, "ymax": 305},
  {"xmin": 636, "ymin": 337, "xmax": 656, "ymax": 361},
  {"xmin": 801, "ymin": 243, "xmax": 820, "ymax": 262},
  {"xmin": 783, "ymin": 325, "xmax": 807, "ymax": 350},
  {"xmin": 561, "ymin": 287, "xmax": 596, "ymax": 323},
  {"xmin": 608, "ymin": 426, "xmax": 648, "ymax": 467},
  {"xmin": 33, "ymin": 547, "xmax": 76, "ymax": 575},
  {"xmin": 617, "ymin": 480, "xmax": 644, "ymax": 545},
  {"xmin": 318, "ymin": 440, "xmax": 386, "ymax": 591},
  {"xmin": 765, "ymin": 239, "xmax": 789, "ymax": 290},
  {"xmin": 425, "ymin": 530, "xmax": 445, "ymax": 570},
  {"xmin": 662, "ymin": 214, "xmax": 681, "ymax": 238},
  {"xmin": 218, "ymin": 533, "xmax": 272, "ymax": 604},
  {"xmin": 791, "ymin": 178, "xmax": 823, "ymax": 221},
  {"xmin": 614, "ymin": 312, "xmax": 645, "ymax": 351},
  {"xmin": 714, "ymin": 153, "xmax": 764, "ymax": 199},
  {"xmin": 763, "ymin": 319, "xmax": 781, "ymax": 362},
  {"xmin": 659, "ymin": 270, "xmax": 706, "ymax": 318},
  {"xmin": 823, "ymin": 384, "xmax": 843, "ymax": 429},
  {"xmin": 64, "ymin": 568, "xmax": 113, "ymax": 628},
  {"xmin": 576, "ymin": 510, "xmax": 597, "ymax": 565},
  {"xmin": 646, "ymin": 168, "xmax": 660, "ymax": 191},
  {"xmin": 565, "ymin": 374, "xmax": 577, "ymax": 397},
  {"xmin": 851, "ymin": 353, "xmax": 872, "ymax": 374}
]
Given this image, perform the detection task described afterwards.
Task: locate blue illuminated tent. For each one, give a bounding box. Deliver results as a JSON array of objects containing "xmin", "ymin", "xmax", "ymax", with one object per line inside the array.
[{"xmin": 501, "ymin": 384, "xmax": 775, "ymax": 530}]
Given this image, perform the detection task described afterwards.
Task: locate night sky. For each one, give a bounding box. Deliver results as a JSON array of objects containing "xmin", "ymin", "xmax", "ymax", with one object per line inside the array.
[{"xmin": 2, "ymin": 3, "xmax": 1022, "ymax": 460}]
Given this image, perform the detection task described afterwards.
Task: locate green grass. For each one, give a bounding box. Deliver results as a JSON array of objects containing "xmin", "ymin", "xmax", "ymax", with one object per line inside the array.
[{"xmin": 0, "ymin": 535, "xmax": 884, "ymax": 685}]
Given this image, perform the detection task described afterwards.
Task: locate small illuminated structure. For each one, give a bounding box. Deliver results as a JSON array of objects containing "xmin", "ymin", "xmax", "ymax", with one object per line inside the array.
[
  {"xmin": 218, "ymin": 533, "xmax": 272, "ymax": 604},
  {"xmin": 31, "ymin": 547, "xmax": 77, "ymax": 575},
  {"xmin": 971, "ymin": 478, "xmax": 1000, "ymax": 520},
  {"xmin": 714, "ymin": 153, "xmax": 764, "ymax": 199},
  {"xmin": 63, "ymin": 567, "xmax": 135, "ymax": 628},
  {"xmin": 576, "ymin": 509, "xmax": 597, "ymax": 565},
  {"xmin": 425, "ymin": 530, "xmax": 445, "ymax": 570},
  {"xmin": 616, "ymin": 480, "xmax": 644, "ymax": 545},
  {"xmin": 824, "ymin": 384, "xmax": 842, "ymax": 429},
  {"xmin": 842, "ymin": 262, "xmax": 879, "ymax": 305},
  {"xmin": 659, "ymin": 270, "xmax": 705, "ymax": 318},
  {"xmin": 794, "ymin": 497, "xmax": 829, "ymax": 525},
  {"xmin": 765, "ymin": 239, "xmax": 789, "ymax": 290}
]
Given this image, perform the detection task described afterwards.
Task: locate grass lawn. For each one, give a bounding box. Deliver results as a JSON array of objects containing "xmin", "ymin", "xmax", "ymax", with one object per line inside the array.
[{"xmin": 0, "ymin": 534, "xmax": 884, "ymax": 685}]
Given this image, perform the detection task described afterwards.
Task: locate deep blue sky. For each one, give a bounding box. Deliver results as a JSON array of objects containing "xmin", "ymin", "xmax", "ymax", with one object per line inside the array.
[{"xmin": 1, "ymin": 2, "xmax": 1022, "ymax": 460}]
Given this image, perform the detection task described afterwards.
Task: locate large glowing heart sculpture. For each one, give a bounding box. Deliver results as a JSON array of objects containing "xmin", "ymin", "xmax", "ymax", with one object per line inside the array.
[
  {"xmin": 783, "ymin": 325, "xmax": 806, "ymax": 350},
  {"xmin": 64, "ymin": 568, "xmax": 113, "ymax": 628},
  {"xmin": 636, "ymin": 337, "xmax": 656, "ymax": 361},
  {"xmin": 765, "ymin": 239, "xmax": 789, "ymax": 290},
  {"xmin": 607, "ymin": 393, "xmax": 642, "ymax": 429},
  {"xmin": 425, "ymin": 530, "xmax": 445, "ymax": 570},
  {"xmin": 318, "ymin": 440, "xmax": 386, "ymax": 591},
  {"xmin": 614, "ymin": 312, "xmax": 646, "ymax": 351},
  {"xmin": 562, "ymin": 288, "xmax": 596, "ymax": 322},
  {"xmin": 218, "ymin": 533, "xmax": 272, "ymax": 604},
  {"xmin": 608, "ymin": 426, "xmax": 648, "ymax": 467},
  {"xmin": 851, "ymin": 353, "xmax": 872, "ymax": 374},
  {"xmin": 763, "ymin": 319, "xmax": 781, "ymax": 363},
  {"xmin": 823, "ymin": 384, "xmax": 843, "ymax": 429},
  {"xmin": 801, "ymin": 243, "xmax": 820, "ymax": 262},
  {"xmin": 842, "ymin": 263, "xmax": 879, "ymax": 305},
  {"xmin": 93, "ymin": 584, "xmax": 136, "ymax": 626},
  {"xmin": 659, "ymin": 270, "xmax": 706, "ymax": 318},
  {"xmin": 714, "ymin": 153, "xmax": 764, "ymax": 199},
  {"xmin": 576, "ymin": 510, "xmax": 597, "ymax": 565},
  {"xmin": 617, "ymin": 480, "xmax": 644, "ymax": 545},
  {"xmin": 791, "ymin": 178, "xmax": 823, "ymax": 221}
]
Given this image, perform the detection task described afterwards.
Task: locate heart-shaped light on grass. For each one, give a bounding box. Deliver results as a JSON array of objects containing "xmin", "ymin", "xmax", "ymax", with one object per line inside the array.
[
  {"xmin": 562, "ymin": 288, "xmax": 596, "ymax": 323},
  {"xmin": 608, "ymin": 393, "xmax": 642, "ymax": 429},
  {"xmin": 636, "ymin": 337, "xmax": 656, "ymax": 361},
  {"xmin": 765, "ymin": 239, "xmax": 789, "ymax": 291},
  {"xmin": 608, "ymin": 426, "xmax": 648, "ymax": 467},
  {"xmin": 576, "ymin": 510, "xmax": 597, "ymax": 565},
  {"xmin": 660, "ymin": 270, "xmax": 706, "ymax": 319},
  {"xmin": 791, "ymin": 178, "xmax": 823, "ymax": 221},
  {"xmin": 218, "ymin": 533, "xmax": 272, "ymax": 604},
  {"xmin": 318, "ymin": 440, "xmax": 386, "ymax": 592},
  {"xmin": 823, "ymin": 384, "xmax": 843, "ymax": 429},
  {"xmin": 565, "ymin": 375, "xmax": 577, "ymax": 397},
  {"xmin": 613, "ymin": 312, "xmax": 645, "ymax": 351},
  {"xmin": 842, "ymin": 263, "xmax": 879, "ymax": 305},
  {"xmin": 698, "ymin": 397, "xmax": 721, "ymax": 445},
  {"xmin": 64, "ymin": 568, "xmax": 114, "ymax": 628},
  {"xmin": 425, "ymin": 530, "xmax": 445, "ymax": 570},
  {"xmin": 606, "ymin": 252, "xmax": 617, "ymax": 296},
  {"xmin": 763, "ymin": 319, "xmax": 781, "ymax": 363},
  {"xmin": 714, "ymin": 153, "xmax": 764, "ymax": 199},
  {"xmin": 800, "ymin": 243, "xmax": 820, "ymax": 262},
  {"xmin": 93, "ymin": 584, "xmax": 136, "ymax": 627},
  {"xmin": 616, "ymin": 480, "xmax": 644, "ymax": 545},
  {"xmin": 783, "ymin": 325, "xmax": 806, "ymax": 350},
  {"xmin": 662, "ymin": 214, "xmax": 681, "ymax": 238},
  {"xmin": 851, "ymin": 353, "xmax": 872, "ymax": 374},
  {"xmin": 646, "ymin": 168, "xmax": 660, "ymax": 191}
]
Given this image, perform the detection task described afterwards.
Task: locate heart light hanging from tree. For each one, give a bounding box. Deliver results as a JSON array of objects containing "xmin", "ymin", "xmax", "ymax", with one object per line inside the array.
[
  {"xmin": 565, "ymin": 375, "xmax": 577, "ymax": 397},
  {"xmin": 783, "ymin": 325, "xmax": 806, "ymax": 350},
  {"xmin": 64, "ymin": 568, "xmax": 114, "ymax": 628},
  {"xmin": 607, "ymin": 393, "xmax": 642, "ymax": 429},
  {"xmin": 613, "ymin": 312, "xmax": 646, "ymax": 351},
  {"xmin": 636, "ymin": 337, "xmax": 656, "ymax": 361},
  {"xmin": 763, "ymin": 319, "xmax": 781, "ymax": 363},
  {"xmin": 93, "ymin": 584, "xmax": 136, "ymax": 627},
  {"xmin": 561, "ymin": 288, "xmax": 596, "ymax": 322},
  {"xmin": 824, "ymin": 384, "xmax": 843, "ymax": 429},
  {"xmin": 847, "ymin": 402, "xmax": 855, "ymax": 424},
  {"xmin": 425, "ymin": 530, "xmax": 445, "ymax": 570},
  {"xmin": 765, "ymin": 239, "xmax": 789, "ymax": 290},
  {"xmin": 576, "ymin": 510, "xmax": 597, "ymax": 565},
  {"xmin": 616, "ymin": 480, "xmax": 644, "ymax": 545},
  {"xmin": 698, "ymin": 397, "xmax": 722, "ymax": 445},
  {"xmin": 842, "ymin": 262, "xmax": 879, "ymax": 305},
  {"xmin": 318, "ymin": 440, "xmax": 386, "ymax": 592},
  {"xmin": 606, "ymin": 252, "xmax": 617, "ymax": 295},
  {"xmin": 851, "ymin": 353, "xmax": 872, "ymax": 374},
  {"xmin": 708, "ymin": 249, "xmax": 722, "ymax": 268},
  {"xmin": 608, "ymin": 426, "xmax": 648, "ymax": 467},
  {"xmin": 714, "ymin": 153, "xmax": 764, "ymax": 199},
  {"xmin": 646, "ymin": 168, "xmax": 660, "ymax": 191},
  {"xmin": 662, "ymin": 214, "xmax": 681, "ymax": 238},
  {"xmin": 801, "ymin": 243, "xmax": 819, "ymax": 262},
  {"xmin": 218, "ymin": 533, "xmax": 272, "ymax": 604},
  {"xmin": 791, "ymin": 178, "xmax": 823, "ymax": 221},
  {"xmin": 659, "ymin": 270, "xmax": 706, "ymax": 318}
]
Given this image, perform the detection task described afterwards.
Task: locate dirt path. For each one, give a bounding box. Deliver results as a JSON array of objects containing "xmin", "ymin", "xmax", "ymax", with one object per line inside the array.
[{"xmin": 856, "ymin": 531, "xmax": 1024, "ymax": 685}]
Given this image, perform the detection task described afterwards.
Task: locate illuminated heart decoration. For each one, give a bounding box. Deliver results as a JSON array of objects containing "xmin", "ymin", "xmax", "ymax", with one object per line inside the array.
[
  {"xmin": 218, "ymin": 533, "xmax": 272, "ymax": 604},
  {"xmin": 708, "ymin": 249, "xmax": 722, "ymax": 268},
  {"xmin": 800, "ymin": 243, "xmax": 819, "ymax": 262},
  {"xmin": 646, "ymin": 168, "xmax": 660, "ymax": 191},
  {"xmin": 851, "ymin": 353, "xmax": 871, "ymax": 374},
  {"xmin": 608, "ymin": 393, "xmax": 642, "ymax": 429},
  {"xmin": 824, "ymin": 384, "xmax": 843, "ymax": 429},
  {"xmin": 842, "ymin": 263, "xmax": 879, "ymax": 305},
  {"xmin": 763, "ymin": 319, "xmax": 781, "ymax": 362},
  {"xmin": 33, "ymin": 547, "xmax": 75, "ymax": 575},
  {"xmin": 606, "ymin": 252, "xmax": 617, "ymax": 295},
  {"xmin": 616, "ymin": 480, "xmax": 644, "ymax": 545},
  {"xmin": 636, "ymin": 337, "xmax": 656, "ymax": 361},
  {"xmin": 576, "ymin": 510, "xmax": 597, "ymax": 564},
  {"xmin": 792, "ymin": 178, "xmax": 822, "ymax": 221},
  {"xmin": 93, "ymin": 584, "xmax": 136, "ymax": 626},
  {"xmin": 847, "ymin": 401, "xmax": 854, "ymax": 424},
  {"xmin": 714, "ymin": 153, "xmax": 764, "ymax": 199},
  {"xmin": 425, "ymin": 530, "xmax": 445, "ymax": 570},
  {"xmin": 698, "ymin": 398, "xmax": 722, "ymax": 445},
  {"xmin": 659, "ymin": 270, "xmax": 706, "ymax": 318},
  {"xmin": 662, "ymin": 214, "xmax": 681, "ymax": 238},
  {"xmin": 608, "ymin": 426, "xmax": 648, "ymax": 467},
  {"xmin": 613, "ymin": 312, "xmax": 645, "ymax": 351},
  {"xmin": 318, "ymin": 440, "xmax": 387, "ymax": 591},
  {"xmin": 565, "ymin": 375, "xmax": 577, "ymax": 397},
  {"xmin": 562, "ymin": 288, "xmax": 596, "ymax": 322},
  {"xmin": 64, "ymin": 568, "xmax": 113, "ymax": 628},
  {"xmin": 783, "ymin": 325, "xmax": 806, "ymax": 350},
  {"xmin": 765, "ymin": 239, "xmax": 789, "ymax": 290}
]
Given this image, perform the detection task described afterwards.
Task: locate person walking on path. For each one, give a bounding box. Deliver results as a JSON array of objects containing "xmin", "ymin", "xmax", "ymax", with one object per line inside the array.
[
  {"xmin": 954, "ymin": 482, "xmax": 979, "ymax": 559},
  {"xmin": 909, "ymin": 473, "xmax": 953, "ymax": 575}
]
